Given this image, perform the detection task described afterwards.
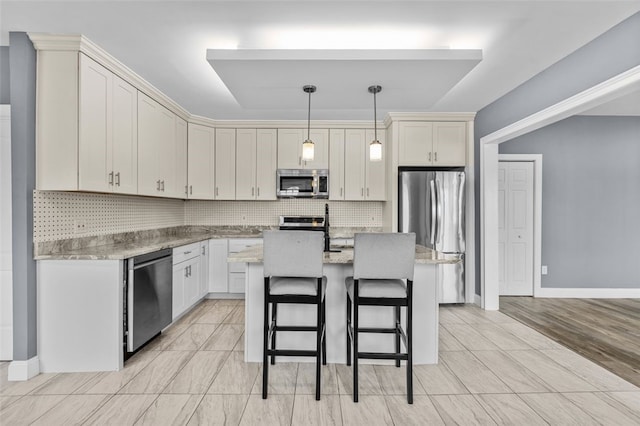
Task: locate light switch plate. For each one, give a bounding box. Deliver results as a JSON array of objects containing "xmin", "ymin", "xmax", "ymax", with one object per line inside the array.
[{"xmin": 541, "ymin": 265, "xmax": 548, "ymax": 275}]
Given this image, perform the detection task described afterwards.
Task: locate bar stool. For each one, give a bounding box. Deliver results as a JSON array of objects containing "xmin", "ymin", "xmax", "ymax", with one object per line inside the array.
[
  {"xmin": 345, "ymin": 232, "xmax": 416, "ymax": 404},
  {"xmin": 262, "ymin": 230, "xmax": 327, "ymax": 400}
]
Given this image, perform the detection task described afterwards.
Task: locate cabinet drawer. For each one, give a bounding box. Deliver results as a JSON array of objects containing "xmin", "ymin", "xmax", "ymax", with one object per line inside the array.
[
  {"xmin": 228, "ymin": 273, "xmax": 246, "ymax": 293},
  {"xmin": 173, "ymin": 242, "xmax": 201, "ymax": 264}
]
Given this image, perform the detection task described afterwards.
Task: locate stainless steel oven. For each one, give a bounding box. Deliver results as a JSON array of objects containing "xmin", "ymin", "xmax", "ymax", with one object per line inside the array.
[
  {"xmin": 125, "ymin": 249, "xmax": 173, "ymax": 355},
  {"xmin": 276, "ymin": 169, "xmax": 329, "ymax": 198}
]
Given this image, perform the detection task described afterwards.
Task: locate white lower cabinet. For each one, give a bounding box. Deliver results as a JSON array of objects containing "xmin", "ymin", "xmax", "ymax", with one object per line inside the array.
[
  {"xmin": 172, "ymin": 242, "xmax": 202, "ymax": 320},
  {"xmin": 208, "ymin": 238, "xmax": 261, "ymax": 296}
]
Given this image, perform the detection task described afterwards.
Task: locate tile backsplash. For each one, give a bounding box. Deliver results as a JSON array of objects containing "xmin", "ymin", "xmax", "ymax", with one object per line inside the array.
[{"xmin": 33, "ymin": 191, "xmax": 384, "ymax": 242}]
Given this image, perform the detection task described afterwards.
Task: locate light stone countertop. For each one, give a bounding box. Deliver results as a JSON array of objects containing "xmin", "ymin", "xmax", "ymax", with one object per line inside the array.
[{"xmin": 227, "ymin": 243, "xmax": 461, "ymax": 265}]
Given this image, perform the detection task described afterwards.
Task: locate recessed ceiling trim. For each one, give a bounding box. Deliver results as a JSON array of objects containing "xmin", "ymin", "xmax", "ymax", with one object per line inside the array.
[{"xmin": 206, "ymin": 49, "xmax": 482, "ymax": 61}]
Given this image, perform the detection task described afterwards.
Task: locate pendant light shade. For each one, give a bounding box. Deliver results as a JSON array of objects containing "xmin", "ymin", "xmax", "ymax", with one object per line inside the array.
[
  {"xmin": 302, "ymin": 85, "xmax": 316, "ymax": 161},
  {"xmin": 368, "ymin": 85, "xmax": 382, "ymax": 162}
]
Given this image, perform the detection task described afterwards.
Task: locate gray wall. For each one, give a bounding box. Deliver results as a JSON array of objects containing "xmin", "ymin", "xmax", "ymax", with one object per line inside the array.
[
  {"xmin": 9, "ymin": 32, "xmax": 37, "ymax": 360},
  {"xmin": 500, "ymin": 115, "xmax": 640, "ymax": 288},
  {"xmin": 0, "ymin": 46, "xmax": 9, "ymax": 104},
  {"xmin": 474, "ymin": 12, "xmax": 640, "ymax": 295}
]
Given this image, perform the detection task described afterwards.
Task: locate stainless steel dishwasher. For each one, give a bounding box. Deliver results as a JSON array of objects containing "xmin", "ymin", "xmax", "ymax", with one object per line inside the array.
[{"xmin": 125, "ymin": 248, "xmax": 173, "ymax": 355}]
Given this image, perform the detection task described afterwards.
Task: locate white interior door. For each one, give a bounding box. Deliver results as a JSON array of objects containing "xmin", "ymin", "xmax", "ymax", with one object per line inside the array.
[
  {"xmin": 0, "ymin": 106, "xmax": 12, "ymax": 360},
  {"xmin": 498, "ymin": 161, "xmax": 534, "ymax": 296}
]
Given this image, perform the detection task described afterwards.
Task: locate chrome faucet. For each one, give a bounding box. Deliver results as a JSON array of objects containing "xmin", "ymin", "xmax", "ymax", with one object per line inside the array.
[{"xmin": 324, "ymin": 203, "xmax": 330, "ymax": 252}]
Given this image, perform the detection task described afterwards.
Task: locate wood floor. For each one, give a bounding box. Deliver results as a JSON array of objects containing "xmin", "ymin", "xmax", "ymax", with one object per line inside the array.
[{"xmin": 500, "ymin": 297, "xmax": 640, "ymax": 388}]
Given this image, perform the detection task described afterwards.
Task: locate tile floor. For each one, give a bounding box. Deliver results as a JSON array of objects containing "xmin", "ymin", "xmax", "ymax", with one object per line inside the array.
[{"xmin": 1, "ymin": 299, "xmax": 639, "ymax": 425}]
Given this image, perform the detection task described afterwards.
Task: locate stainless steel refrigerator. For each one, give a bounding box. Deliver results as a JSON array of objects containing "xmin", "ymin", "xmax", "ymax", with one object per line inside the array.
[{"xmin": 399, "ymin": 169, "xmax": 465, "ymax": 303}]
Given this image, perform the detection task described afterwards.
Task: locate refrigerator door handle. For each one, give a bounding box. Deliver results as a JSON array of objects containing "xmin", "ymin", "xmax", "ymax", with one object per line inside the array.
[
  {"xmin": 437, "ymin": 179, "xmax": 444, "ymax": 247},
  {"xmin": 430, "ymin": 179, "xmax": 437, "ymax": 246},
  {"xmin": 458, "ymin": 172, "xmax": 466, "ymax": 251}
]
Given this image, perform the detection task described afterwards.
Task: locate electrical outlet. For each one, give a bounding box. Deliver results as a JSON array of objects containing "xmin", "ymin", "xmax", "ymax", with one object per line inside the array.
[
  {"xmin": 74, "ymin": 218, "xmax": 87, "ymax": 235},
  {"xmin": 541, "ymin": 265, "xmax": 548, "ymax": 275}
]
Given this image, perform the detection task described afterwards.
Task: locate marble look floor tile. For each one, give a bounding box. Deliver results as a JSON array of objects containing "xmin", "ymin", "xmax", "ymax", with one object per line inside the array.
[
  {"xmin": 0, "ymin": 395, "xmax": 20, "ymax": 410},
  {"xmin": 335, "ymin": 364, "xmax": 383, "ymax": 396},
  {"xmin": 30, "ymin": 394, "xmax": 111, "ymax": 425},
  {"xmin": 478, "ymin": 309, "xmax": 519, "ymax": 325},
  {"xmin": 431, "ymin": 394, "xmax": 497, "ymax": 425},
  {"xmin": 440, "ymin": 351, "xmax": 512, "ymax": 394},
  {"xmin": 225, "ymin": 306, "xmax": 245, "ymax": 325},
  {"xmin": 373, "ymin": 365, "xmax": 426, "ymax": 396},
  {"xmin": 83, "ymin": 394, "xmax": 158, "ymax": 426},
  {"xmin": 498, "ymin": 322, "xmax": 564, "ymax": 350},
  {"xmin": 540, "ymin": 349, "xmax": 639, "ymax": 391},
  {"xmin": 504, "ymin": 350, "xmax": 598, "ymax": 393},
  {"xmin": 438, "ymin": 308, "xmax": 467, "ymax": 324},
  {"xmin": 196, "ymin": 305, "xmax": 236, "ymax": 324},
  {"xmin": 296, "ymin": 363, "xmax": 339, "ymax": 395},
  {"xmin": 475, "ymin": 393, "xmax": 547, "ymax": 425},
  {"xmin": 76, "ymin": 349, "xmax": 161, "ymax": 394},
  {"xmin": 119, "ymin": 350, "xmax": 195, "ymax": 394},
  {"xmin": 446, "ymin": 307, "xmax": 496, "ymax": 325},
  {"xmin": 32, "ymin": 372, "xmax": 99, "ymax": 395},
  {"xmin": 606, "ymin": 391, "xmax": 640, "ymax": 415},
  {"xmin": 142, "ymin": 323, "xmax": 190, "ymax": 351},
  {"xmin": 208, "ymin": 352, "xmax": 260, "ymax": 395},
  {"xmin": 291, "ymin": 394, "xmax": 342, "ymax": 426},
  {"xmin": 442, "ymin": 324, "xmax": 500, "ymax": 351},
  {"xmin": 175, "ymin": 302, "xmax": 214, "ymax": 326},
  {"xmin": 234, "ymin": 332, "xmax": 245, "ymax": 352},
  {"xmin": 0, "ymin": 394, "xmax": 66, "ymax": 425},
  {"xmin": 472, "ymin": 351, "xmax": 551, "ymax": 393},
  {"xmin": 439, "ymin": 325, "xmax": 466, "ymax": 351},
  {"xmin": 518, "ymin": 393, "xmax": 601, "ymax": 425},
  {"xmin": 187, "ymin": 394, "xmax": 249, "ymax": 426},
  {"xmin": 166, "ymin": 324, "xmax": 219, "ymax": 350},
  {"xmin": 562, "ymin": 392, "xmax": 640, "ymax": 425},
  {"xmin": 412, "ymin": 363, "xmax": 469, "ymax": 395},
  {"xmin": 239, "ymin": 394, "xmax": 294, "ymax": 426},
  {"xmin": 385, "ymin": 395, "xmax": 444, "ymax": 425},
  {"xmin": 201, "ymin": 324, "xmax": 244, "ymax": 351},
  {"xmin": 339, "ymin": 394, "xmax": 393, "ymax": 426},
  {"xmin": 471, "ymin": 323, "xmax": 533, "ymax": 350},
  {"xmin": 252, "ymin": 362, "xmax": 298, "ymax": 395},
  {"xmin": 164, "ymin": 351, "xmax": 230, "ymax": 394},
  {"xmin": 0, "ymin": 372, "xmax": 57, "ymax": 396},
  {"xmin": 134, "ymin": 394, "xmax": 203, "ymax": 425}
]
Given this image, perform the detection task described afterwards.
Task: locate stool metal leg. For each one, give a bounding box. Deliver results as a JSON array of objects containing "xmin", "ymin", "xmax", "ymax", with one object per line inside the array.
[
  {"xmin": 270, "ymin": 302, "xmax": 278, "ymax": 365},
  {"xmin": 262, "ymin": 277, "xmax": 270, "ymax": 399},
  {"xmin": 407, "ymin": 280, "xmax": 413, "ymax": 404},
  {"xmin": 316, "ymin": 278, "xmax": 322, "ymax": 400},
  {"xmin": 395, "ymin": 305, "xmax": 401, "ymax": 368},
  {"xmin": 322, "ymin": 298, "xmax": 327, "ymax": 366},
  {"xmin": 353, "ymin": 280, "xmax": 359, "ymax": 403},
  {"xmin": 346, "ymin": 294, "xmax": 351, "ymax": 366}
]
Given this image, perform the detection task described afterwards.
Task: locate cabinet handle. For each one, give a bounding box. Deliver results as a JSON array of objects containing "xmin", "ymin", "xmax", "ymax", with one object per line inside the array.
[
  {"xmin": 157, "ymin": 180, "xmax": 161, "ymax": 191},
  {"xmin": 185, "ymin": 266, "xmax": 189, "ymax": 278},
  {"xmin": 215, "ymin": 187, "xmax": 219, "ymax": 197},
  {"xmin": 184, "ymin": 250, "xmax": 192, "ymax": 255},
  {"xmin": 202, "ymin": 246, "xmax": 206, "ymax": 255},
  {"xmin": 161, "ymin": 180, "xmax": 165, "ymax": 191},
  {"xmin": 190, "ymin": 185, "xmax": 193, "ymax": 195},
  {"xmin": 298, "ymin": 156, "xmax": 301, "ymax": 166},
  {"xmin": 252, "ymin": 187, "xmax": 254, "ymax": 196},
  {"xmin": 367, "ymin": 188, "xmax": 369, "ymax": 197},
  {"xmin": 185, "ymin": 185, "xmax": 188, "ymax": 195},
  {"xmin": 428, "ymin": 152, "xmax": 432, "ymax": 162},
  {"xmin": 434, "ymin": 152, "xmax": 438, "ymax": 162},
  {"xmin": 340, "ymin": 188, "xmax": 343, "ymax": 197},
  {"xmin": 115, "ymin": 172, "xmax": 120, "ymax": 186},
  {"xmin": 108, "ymin": 171, "xmax": 114, "ymax": 186},
  {"xmin": 257, "ymin": 187, "xmax": 260, "ymax": 197},
  {"xmin": 361, "ymin": 188, "xmax": 364, "ymax": 196}
]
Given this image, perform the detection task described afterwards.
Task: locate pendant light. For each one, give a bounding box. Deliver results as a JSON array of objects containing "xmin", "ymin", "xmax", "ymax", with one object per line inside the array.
[
  {"xmin": 302, "ymin": 85, "xmax": 316, "ymax": 162},
  {"xmin": 368, "ymin": 85, "xmax": 382, "ymax": 162}
]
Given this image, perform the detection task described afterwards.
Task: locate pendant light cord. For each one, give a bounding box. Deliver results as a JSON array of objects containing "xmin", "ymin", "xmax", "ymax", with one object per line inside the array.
[
  {"xmin": 307, "ymin": 89, "xmax": 311, "ymax": 141},
  {"xmin": 373, "ymin": 89, "xmax": 377, "ymax": 142}
]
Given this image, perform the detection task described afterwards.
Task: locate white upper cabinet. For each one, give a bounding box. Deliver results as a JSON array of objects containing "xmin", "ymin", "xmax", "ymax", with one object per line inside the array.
[
  {"xmin": 343, "ymin": 129, "xmax": 386, "ymax": 201},
  {"xmin": 37, "ymin": 52, "xmax": 138, "ymax": 193},
  {"xmin": 236, "ymin": 129, "xmax": 277, "ymax": 200},
  {"xmin": 398, "ymin": 121, "xmax": 466, "ymax": 166},
  {"xmin": 277, "ymin": 128, "xmax": 329, "ymax": 169},
  {"xmin": 215, "ymin": 128, "xmax": 236, "ymax": 200},
  {"xmin": 329, "ymin": 129, "xmax": 345, "ymax": 200},
  {"xmin": 170, "ymin": 117, "xmax": 188, "ymax": 198},
  {"xmin": 187, "ymin": 123, "xmax": 215, "ymax": 199}
]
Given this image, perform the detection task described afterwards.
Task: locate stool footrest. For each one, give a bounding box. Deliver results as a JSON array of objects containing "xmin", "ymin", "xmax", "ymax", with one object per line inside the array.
[
  {"xmin": 274, "ymin": 325, "xmax": 318, "ymax": 332},
  {"xmin": 357, "ymin": 352, "xmax": 409, "ymax": 361},
  {"xmin": 358, "ymin": 327, "xmax": 399, "ymax": 334},
  {"xmin": 266, "ymin": 349, "xmax": 318, "ymax": 357}
]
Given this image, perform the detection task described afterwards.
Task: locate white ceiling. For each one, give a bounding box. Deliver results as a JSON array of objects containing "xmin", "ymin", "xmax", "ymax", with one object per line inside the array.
[{"xmin": 2, "ymin": 1, "xmax": 640, "ymax": 120}]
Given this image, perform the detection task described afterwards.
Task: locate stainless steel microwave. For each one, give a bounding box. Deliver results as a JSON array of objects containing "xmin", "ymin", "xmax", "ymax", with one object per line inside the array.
[{"xmin": 276, "ymin": 169, "xmax": 329, "ymax": 198}]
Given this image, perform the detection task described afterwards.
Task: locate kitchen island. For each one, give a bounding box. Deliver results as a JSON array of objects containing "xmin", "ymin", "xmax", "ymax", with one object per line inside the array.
[{"xmin": 228, "ymin": 244, "xmax": 460, "ymax": 365}]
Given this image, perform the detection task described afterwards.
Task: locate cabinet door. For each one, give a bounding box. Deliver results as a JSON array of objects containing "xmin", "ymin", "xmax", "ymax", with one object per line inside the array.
[
  {"xmin": 304, "ymin": 129, "xmax": 329, "ymax": 169},
  {"xmin": 172, "ymin": 264, "xmax": 186, "ymax": 320},
  {"xmin": 228, "ymin": 273, "xmax": 246, "ymax": 294},
  {"xmin": 199, "ymin": 242, "xmax": 209, "ymax": 299},
  {"xmin": 432, "ymin": 122, "xmax": 466, "ymax": 166},
  {"xmin": 329, "ymin": 129, "xmax": 345, "ymax": 200},
  {"xmin": 157, "ymin": 105, "xmax": 176, "ymax": 197},
  {"xmin": 256, "ymin": 129, "xmax": 277, "ymax": 200},
  {"xmin": 187, "ymin": 123, "xmax": 215, "ymax": 199},
  {"xmin": 398, "ymin": 122, "xmax": 433, "ymax": 166},
  {"xmin": 344, "ymin": 129, "xmax": 366, "ymax": 200},
  {"xmin": 137, "ymin": 93, "xmax": 162, "ymax": 196},
  {"xmin": 277, "ymin": 129, "xmax": 304, "ymax": 169},
  {"xmin": 365, "ymin": 129, "xmax": 386, "ymax": 200},
  {"xmin": 215, "ymin": 129, "xmax": 236, "ymax": 200},
  {"xmin": 79, "ymin": 54, "xmax": 111, "ymax": 192},
  {"xmin": 235, "ymin": 129, "xmax": 257, "ymax": 200},
  {"xmin": 111, "ymin": 76, "xmax": 138, "ymax": 194},
  {"xmin": 172, "ymin": 117, "xmax": 188, "ymax": 198},
  {"xmin": 208, "ymin": 239, "xmax": 229, "ymax": 293}
]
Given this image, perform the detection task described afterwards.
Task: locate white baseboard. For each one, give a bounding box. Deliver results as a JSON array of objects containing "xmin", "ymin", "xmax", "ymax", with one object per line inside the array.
[
  {"xmin": 536, "ymin": 287, "xmax": 640, "ymax": 298},
  {"xmin": 8, "ymin": 356, "xmax": 40, "ymax": 381}
]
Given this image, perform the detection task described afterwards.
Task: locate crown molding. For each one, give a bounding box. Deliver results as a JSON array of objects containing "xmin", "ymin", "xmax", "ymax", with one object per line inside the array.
[
  {"xmin": 384, "ymin": 112, "xmax": 476, "ymax": 127},
  {"xmin": 189, "ymin": 115, "xmax": 384, "ymax": 130}
]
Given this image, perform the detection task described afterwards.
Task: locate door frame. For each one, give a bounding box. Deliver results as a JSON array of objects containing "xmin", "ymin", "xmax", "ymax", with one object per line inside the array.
[
  {"xmin": 498, "ymin": 155, "xmax": 542, "ymax": 298},
  {"xmin": 480, "ymin": 65, "xmax": 640, "ymax": 310},
  {"xmin": 0, "ymin": 105, "xmax": 12, "ymax": 361}
]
